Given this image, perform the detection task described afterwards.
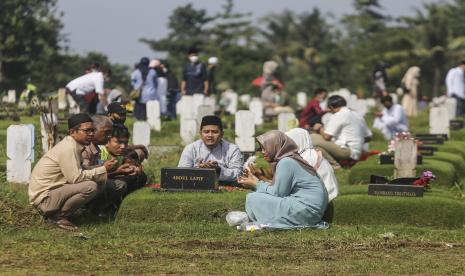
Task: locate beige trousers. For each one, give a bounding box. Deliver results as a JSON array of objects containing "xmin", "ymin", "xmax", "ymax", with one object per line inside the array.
[
  {"xmin": 310, "ymin": 134, "xmax": 351, "ymax": 165},
  {"xmin": 37, "ymin": 181, "xmax": 98, "ymax": 217}
]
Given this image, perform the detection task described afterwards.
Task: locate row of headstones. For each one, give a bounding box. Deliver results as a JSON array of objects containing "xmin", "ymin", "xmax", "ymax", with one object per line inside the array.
[
  {"xmin": 1, "ymin": 90, "xmax": 17, "ymax": 104},
  {"xmin": 429, "ymin": 97, "xmax": 458, "ymax": 137}
]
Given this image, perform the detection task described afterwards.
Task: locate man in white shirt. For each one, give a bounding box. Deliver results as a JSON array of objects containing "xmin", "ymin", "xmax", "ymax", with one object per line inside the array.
[
  {"xmin": 445, "ymin": 61, "xmax": 465, "ymax": 117},
  {"xmin": 373, "ymin": 95, "xmax": 409, "ymax": 140},
  {"xmin": 66, "ymin": 70, "xmax": 111, "ymax": 114},
  {"xmin": 311, "ymin": 95, "xmax": 372, "ymax": 168}
]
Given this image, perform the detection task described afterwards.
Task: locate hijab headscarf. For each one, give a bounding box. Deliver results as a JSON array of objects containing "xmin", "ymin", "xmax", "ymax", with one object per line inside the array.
[
  {"xmin": 256, "ymin": 130, "xmax": 316, "ymax": 182},
  {"xmin": 402, "ymin": 66, "xmax": 420, "ymax": 90},
  {"xmin": 138, "ymin": 57, "xmax": 150, "ymax": 82}
]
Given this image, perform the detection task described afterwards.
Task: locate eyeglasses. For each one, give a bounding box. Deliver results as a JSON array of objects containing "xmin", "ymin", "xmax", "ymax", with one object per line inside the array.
[{"xmin": 77, "ymin": 128, "xmax": 96, "ymax": 134}]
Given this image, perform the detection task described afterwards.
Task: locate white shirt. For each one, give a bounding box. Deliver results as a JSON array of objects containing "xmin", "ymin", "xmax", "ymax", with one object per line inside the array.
[
  {"xmin": 445, "ymin": 67, "xmax": 465, "ymax": 99},
  {"xmin": 380, "ymin": 104, "xmax": 408, "ymax": 129},
  {"xmin": 324, "ymin": 107, "xmax": 371, "ymax": 160},
  {"xmin": 66, "ymin": 72, "xmax": 105, "ymax": 95}
]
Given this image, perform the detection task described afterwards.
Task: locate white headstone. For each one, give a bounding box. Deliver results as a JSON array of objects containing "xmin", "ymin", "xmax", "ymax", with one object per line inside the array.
[
  {"xmin": 297, "ymin": 92, "xmax": 307, "ymax": 108},
  {"xmin": 394, "ymin": 139, "xmax": 417, "ymax": 178},
  {"xmin": 192, "ymin": 94, "xmax": 205, "ymax": 117},
  {"xmin": 445, "ymin": 97, "xmax": 457, "ymax": 120},
  {"xmin": 2, "ymin": 96, "xmax": 8, "ymax": 103},
  {"xmin": 178, "ymin": 96, "xmax": 195, "ymax": 119},
  {"xmin": 390, "ymin": 93, "xmax": 398, "ymax": 105},
  {"xmin": 429, "ymin": 106, "xmax": 450, "ymax": 137},
  {"xmin": 7, "ymin": 125, "xmax": 34, "ymax": 183},
  {"xmin": 203, "ymin": 96, "xmax": 216, "ymax": 110},
  {"xmin": 58, "ymin": 88, "xmax": 67, "ymax": 110},
  {"xmin": 196, "ymin": 105, "xmax": 215, "ymax": 126},
  {"xmin": 18, "ymin": 101, "xmax": 27, "ymax": 109},
  {"xmin": 146, "ymin": 100, "xmax": 161, "ymax": 131},
  {"xmin": 278, "ymin": 112, "xmax": 297, "ymax": 132},
  {"xmin": 352, "ymin": 99, "xmax": 368, "ymax": 117},
  {"xmin": 7, "ymin": 90, "xmax": 16, "ymax": 104},
  {"xmin": 132, "ymin": 121, "xmax": 151, "ymax": 147},
  {"xmin": 365, "ymin": 98, "xmax": 376, "ymax": 108},
  {"xmin": 239, "ymin": 94, "xmax": 251, "ymax": 108},
  {"xmin": 224, "ymin": 90, "xmax": 238, "ymax": 114},
  {"xmin": 180, "ymin": 119, "xmax": 198, "ymax": 145},
  {"xmin": 67, "ymin": 95, "xmax": 79, "ymax": 114},
  {"xmin": 40, "ymin": 113, "xmax": 57, "ymax": 153},
  {"xmin": 235, "ymin": 110, "xmax": 255, "ymax": 152},
  {"xmin": 249, "ymin": 98, "xmax": 264, "ymax": 126}
]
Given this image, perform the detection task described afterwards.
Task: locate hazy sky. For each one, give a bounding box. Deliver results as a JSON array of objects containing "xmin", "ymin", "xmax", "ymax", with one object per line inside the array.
[{"xmin": 56, "ymin": 0, "xmax": 445, "ymax": 66}]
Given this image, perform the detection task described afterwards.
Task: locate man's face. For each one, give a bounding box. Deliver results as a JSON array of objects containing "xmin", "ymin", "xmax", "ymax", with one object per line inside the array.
[
  {"xmin": 93, "ymin": 124, "xmax": 113, "ymax": 145},
  {"xmin": 70, "ymin": 122, "xmax": 95, "ymax": 146},
  {"xmin": 106, "ymin": 136, "xmax": 129, "ymax": 156},
  {"xmin": 200, "ymin": 125, "xmax": 223, "ymax": 148},
  {"xmin": 383, "ymin": 101, "xmax": 393, "ymax": 109}
]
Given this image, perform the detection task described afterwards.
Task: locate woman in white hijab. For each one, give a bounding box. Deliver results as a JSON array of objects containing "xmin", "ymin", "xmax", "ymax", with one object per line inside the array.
[
  {"xmin": 401, "ymin": 66, "xmax": 421, "ymax": 117},
  {"xmin": 285, "ymin": 128, "xmax": 339, "ymax": 202}
]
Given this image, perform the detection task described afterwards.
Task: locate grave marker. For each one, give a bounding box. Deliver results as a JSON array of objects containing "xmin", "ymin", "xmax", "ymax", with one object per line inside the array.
[
  {"xmin": 7, "ymin": 90, "xmax": 16, "ymax": 104},
  {"xmin": 429, "ymin": 106, "xmax": 450, "ymax": 137},
  {"xmin": 6, "ymin": 125, "xmax": 34, "ymax": 183},
  {"xmin": 58, "ymin": 88, "xmax": 67, "ymax": 110},
  {"xmin": 445, "ymin": 97, "xmax": 457, "ymax": 120},
  {"xmin": 297, "ymin": 92, "xmax": 307, "ymax": 108},
  {"xmin": 132, "ymin": 121, "xmax": 151, "ymax": 147},
  {"xmin": 278, "ymin": 112, "xmax": 297, "ymax": 132},
  {"xmin": 235, "ymin": 110, "xmax": 255, "ymax": 152},
  {"xmin": 180, "ymin": 119, "xmax": 198, "ymax": 145},
  {"xmin": 196, "ymin": 105, "xmax": 215, "ymax": 126},
  {"xmin": 178, "ymin": 96, "xmax": 195, "ymax": 119},
  {"xmin": 249, "ymin": 98, "xmax": 263, "ymax": 126},
  {"xmin": 192, "ymin": 94, "xmax": 205, "ymax": 117},
  {"xmin": 223, "ymin": 90, "xmax": 238, "ymax": 114},
  {"xmin": 394, "ymin": 139, "xmax": 417, "ymax": 178},
  {"xmin": 239, "ymin": 94, "xmax": 251, "ymax": 108},
  {"xmin": 146, "ymin": 100, "xmax": 161, "ymax": 131}
]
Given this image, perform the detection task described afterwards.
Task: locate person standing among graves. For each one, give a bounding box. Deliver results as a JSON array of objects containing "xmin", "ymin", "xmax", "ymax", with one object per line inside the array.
[
  {"xmin": 311, "ymin": 95, "xmax": 372, "ymax": 168},
  {"xmin": 131, "ymin": 57, "xmax": 157, "ymax": 120},
  {"xmin": 65, "ymin": 69, "xmax": 111, "ymax": 114},
  {"xmin": 180, "ymin": 47, "xmax": 208, "ymax": 96},
  {"xmin": 207, "ymin": 57, "xmax": 218, "ymax": 95},
  {"xmin": 178, "ymin": 115, "xmax": 243, "ymax": 182},
  {"xmin": 28, "ymin": 114, "xmax": 117, "ymax": 230},
  {"xmin": 153, "ymin": 59, "xmax": 168, "ymax": 117},
  {"xmin": 401, "ymin": 66, "xmax": 421, "ymax": 117},
  {"xmin": 445, "ymin": 61, "xmax": 465, "ymax": 117},
  {"xmin": 373, "ymin": 95, "xmax": 409, "ymax": 140},
  {"xmin": 238, "ymin": 130, "xmax": 328, "ymax": 230},
  {"xmin": 372, "ymin": 62, "xmax": 388, "ymax": 98},
  {"xmin": 299, "ymin": 88, "xmax": 328, "ymax": 129},
  {"xmin": 164, "ymin": 61, "xmax": 181, "ymax": 120}
]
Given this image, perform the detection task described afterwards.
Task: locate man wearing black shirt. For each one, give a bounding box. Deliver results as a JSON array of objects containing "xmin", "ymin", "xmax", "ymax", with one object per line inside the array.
[{"xmin": 180, "ymin": 48, "xmax": 208, "ymax": 96}]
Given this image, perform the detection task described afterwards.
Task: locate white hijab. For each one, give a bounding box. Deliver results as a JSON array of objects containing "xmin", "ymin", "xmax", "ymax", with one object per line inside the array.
[{"xmin": 285, "ymin": 128, "xmax": 339, "ymax": 201}]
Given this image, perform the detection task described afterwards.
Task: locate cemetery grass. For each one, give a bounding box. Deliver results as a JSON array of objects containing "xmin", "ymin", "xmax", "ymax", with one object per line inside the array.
[{"xmin": 2, "ymin": 114, "xmax": 465, "ymax": 274}]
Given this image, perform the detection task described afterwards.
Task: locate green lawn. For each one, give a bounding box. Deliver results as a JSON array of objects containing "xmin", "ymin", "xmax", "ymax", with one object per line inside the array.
[{"xmin": 1, "ymin": 110, "xmax": 465, "ymax": 274}]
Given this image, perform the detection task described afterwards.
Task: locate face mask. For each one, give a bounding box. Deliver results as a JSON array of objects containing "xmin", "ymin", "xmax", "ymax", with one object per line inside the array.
[{"xmin": 189, "ymin": 55, "xmax": 199, "ymax": 63}]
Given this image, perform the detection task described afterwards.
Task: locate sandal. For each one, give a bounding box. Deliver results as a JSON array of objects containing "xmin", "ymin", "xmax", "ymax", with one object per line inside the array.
[{"xmin": 55, "ymin": 217, "xmax": 79, "ymax": 231}]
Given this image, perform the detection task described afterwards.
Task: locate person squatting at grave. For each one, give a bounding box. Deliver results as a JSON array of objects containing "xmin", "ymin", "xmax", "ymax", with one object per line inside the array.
[
  {"xmin": 445, "ymin": 60, "xmax": 465, "ymax": 117},
  {"xmin": 131, "ymin": 57, "xmax": 158, "ymax": 120},
  {"xmin": 373, "ymin": 95, "xmax": 409, "ymax": 140},
  {"xmin": 99, "ymin": 126, "xmax": 147, "ymax": 195},
  {"xmin": 106, "ymin": 102, "xmax": 149, "ymax": 159},
  {"xmin": 261, "ymin": 80, "xmax": 293, "ymax": 116},
  {"xmin": 238, "ymin": 130, "xmax": 329, "ymax": 230},
  {"xmin": 65, "ymin": 68, "xmax": 112, "ymax": 114},
  {"xmin": 311, "ymin": 95, "xmax": 372, "ymax": 169},
  {"xmin": 181, "ymin": 47, "xmax": 208, "ymax": 96},
  {"xmin": 81, "ymin": 116, "xmax": 127, "ymax": 213},
  {"xmin": 28, "ymin": 114, "xmax": 117, "ymax": 230},
  {"xmin": 178, "ymin": 115, "xmax": 243, "ymax": 183},
  {"xmin": 299, "ymin": 88, "xmax": 328, "ymax": 130}
]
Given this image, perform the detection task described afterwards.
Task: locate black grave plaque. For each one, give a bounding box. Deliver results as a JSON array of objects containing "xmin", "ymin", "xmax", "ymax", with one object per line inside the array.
[
  {"xmin": 450, "ymin": 120, "xmax": 464, "ymax": 130},
  {"xmin": 159, "ymin": 168, "xmax": 218, "ymax": 191},
  {"xmin": 368, "ymin": 184, "xmax": 424, "ymax": 197},
  {"xmin": 415, "ymin": 134, "xmax": 447, "ymax": 144},
  {"xmin": 379, "ymin": 154, "xmax": 422, "ymax": 164},
  {"xmin": 417, "ymin": 146, "xmax": 437, "ymax": 156}
]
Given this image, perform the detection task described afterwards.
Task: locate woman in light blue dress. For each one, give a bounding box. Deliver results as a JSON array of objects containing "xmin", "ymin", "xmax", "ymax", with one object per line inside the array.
[{"xmin": 238, "ymin": 130, "xmax": 328, "ymax": 229}]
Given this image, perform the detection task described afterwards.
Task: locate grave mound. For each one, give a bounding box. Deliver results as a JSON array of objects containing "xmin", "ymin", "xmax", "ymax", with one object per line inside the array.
[{"xmin": 116, "ymin": 186, "xmax": 465, "ymax": 229}]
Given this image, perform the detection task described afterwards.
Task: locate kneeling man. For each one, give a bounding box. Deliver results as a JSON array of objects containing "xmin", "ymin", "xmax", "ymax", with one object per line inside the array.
[
  {"xmin": 29, "ymin": 114, "xmax": 116, "ymax": 230},
  {"xmin": 373, "ymin": 95, "xmax": 409, "ymax": 140},
  {"xmin": 178, "ymin": 115, "xmax": 243, "ymax": 182}
]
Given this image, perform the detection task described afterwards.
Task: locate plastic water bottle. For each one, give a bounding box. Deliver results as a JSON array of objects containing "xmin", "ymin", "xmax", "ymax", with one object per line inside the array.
[{"xmin": 236, "ymin": 223, "xmax": 266, "ymax": 232}]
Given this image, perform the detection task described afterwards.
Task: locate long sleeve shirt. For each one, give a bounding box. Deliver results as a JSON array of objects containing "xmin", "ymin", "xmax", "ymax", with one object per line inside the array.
[
  {"xmin": 28, "ymin": 136, "xmax": 107, "ymax": 206},
  {"xmin": 299, "ymin": 98, "xmax": 323, "ymax": 127},
  {"xmin": 380, "ymin": 104, "xmax": 409, "ymax": 129},
  {"xmin": 446, "ymin": 67, "xmax": 465, "ymax": 99},
  {"xmin": 178, "ymin": 139, "xmax": 243, "ymax": 182},
  {"xmin": 131, "ymin": 68, "xmax": 158, "ymax": 104}
]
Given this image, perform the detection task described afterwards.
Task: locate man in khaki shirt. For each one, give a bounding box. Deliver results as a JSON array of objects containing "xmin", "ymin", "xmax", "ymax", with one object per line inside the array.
[{"xmin": 29, "ymin": 113, "xmax": 117, "ymax": 230}]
